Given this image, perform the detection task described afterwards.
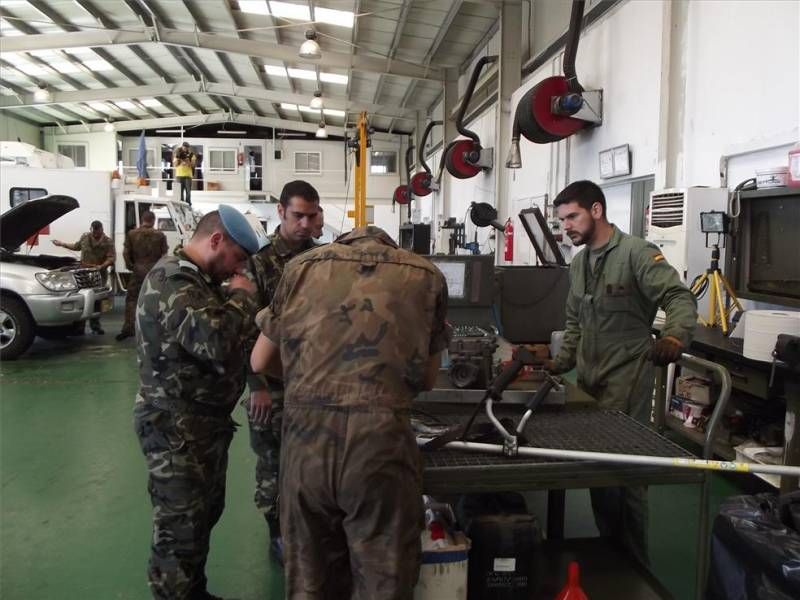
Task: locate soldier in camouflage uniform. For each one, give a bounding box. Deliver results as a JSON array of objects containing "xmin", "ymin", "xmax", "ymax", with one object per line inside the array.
[
  {"xmin": 548, "ymin": 180, "xmax": 697, "ymax": 564},
  {"xmin": 243, "ymin": 180, "xmax": 321, "ymax": 557},
  {"xmin": 53, "ymin": 220, "xmax": 115, "ymax": 334},
  {"xmin": 116, "ymin": 210, "xmax": 168, "ymax": 340},
  {"xmin": 133, "ymin": 207, "xmax": 261, "ymax": 600},
  {"xmin": 251, "ymin": 226, "xmax": 450, "ymax": 599}
]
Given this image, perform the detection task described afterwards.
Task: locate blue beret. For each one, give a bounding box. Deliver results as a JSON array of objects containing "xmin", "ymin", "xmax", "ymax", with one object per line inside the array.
[{"xmin": 218, "ymin": 204, "xmax": 262, "ymax": 254}]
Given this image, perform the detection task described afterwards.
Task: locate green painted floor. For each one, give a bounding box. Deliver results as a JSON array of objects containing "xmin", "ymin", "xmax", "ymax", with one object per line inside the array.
[{"xmin": 1, "ymin": 304, "xmax": 761, "ymax": 599}]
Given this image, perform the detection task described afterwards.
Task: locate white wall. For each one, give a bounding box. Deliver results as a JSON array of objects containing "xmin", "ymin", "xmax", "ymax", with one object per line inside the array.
[
  {"xmin": 681, "ymin": 0, "xmax": 800, "ymax": 187},
  {"xmin": 465, "ymin": 0, "xmax": 799, "ymax": 269},
  {"xmin": 0, "ymin": 114, "xmax": 41, "ymax": 147},
  {"xmin": 504, "ymin": 0, "xmax": 662, "ymax": 226},
  {"xmin": 43, "ymin": 130, "xmax": 118, "ymax": 171}
]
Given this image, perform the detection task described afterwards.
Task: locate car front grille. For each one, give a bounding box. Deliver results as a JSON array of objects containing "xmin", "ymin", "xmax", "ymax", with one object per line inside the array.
[{"xmin": 73, "ymin": 269, "xmax": 103, "ymax": 289}]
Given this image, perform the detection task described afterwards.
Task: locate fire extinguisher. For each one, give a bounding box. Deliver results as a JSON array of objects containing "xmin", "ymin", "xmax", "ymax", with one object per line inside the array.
[
  {"xmin": 504, "ymin": 218, "xmax": 514, "ymax": 262},
  {"xmin": 237, "ymin": 150, "xmax": 244, "ymax": 166}
]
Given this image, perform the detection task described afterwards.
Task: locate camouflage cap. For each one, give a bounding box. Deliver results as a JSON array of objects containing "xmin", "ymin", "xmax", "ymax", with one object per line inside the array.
[{"xmin": 218, "ymin": 204, "xmax": 263, "ymax": 254}]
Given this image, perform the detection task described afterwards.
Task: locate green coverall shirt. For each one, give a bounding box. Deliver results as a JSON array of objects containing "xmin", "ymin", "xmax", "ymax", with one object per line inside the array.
[{"xmin": 552, "ymin": 225, "xmax": 697, "ymax": 420}]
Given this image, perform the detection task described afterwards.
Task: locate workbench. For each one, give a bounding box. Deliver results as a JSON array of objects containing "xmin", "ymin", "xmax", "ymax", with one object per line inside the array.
[{"xmin": 416, "ymin": 401, "xmax": 707, "ymax": 600}]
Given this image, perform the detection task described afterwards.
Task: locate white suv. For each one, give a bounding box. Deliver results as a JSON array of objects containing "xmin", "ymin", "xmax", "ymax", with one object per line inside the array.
[{"xmin": 0, "ymin": 195, "xmax": 113, "ymax": 360}]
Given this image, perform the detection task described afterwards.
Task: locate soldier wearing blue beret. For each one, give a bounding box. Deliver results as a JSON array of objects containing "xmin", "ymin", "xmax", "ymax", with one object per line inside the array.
[{"xmin": 133, "ymin": 206, "xmax": 262, "ymax": 600}]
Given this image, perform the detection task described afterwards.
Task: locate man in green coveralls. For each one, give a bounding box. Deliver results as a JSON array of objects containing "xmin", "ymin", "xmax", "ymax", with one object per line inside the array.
[
  {"xmin": 548, "ymin": 180, "xmax": 698, "ymax": 563},
  {"xmin": 243, "ymin": 180, "xmax": 321, "ymax": 561}
]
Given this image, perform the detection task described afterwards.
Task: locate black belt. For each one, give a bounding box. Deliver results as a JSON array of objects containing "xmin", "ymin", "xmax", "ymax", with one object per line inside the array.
[{"xmin": 150, "ymin": 397, "xmax": 234, "ymax": 419}]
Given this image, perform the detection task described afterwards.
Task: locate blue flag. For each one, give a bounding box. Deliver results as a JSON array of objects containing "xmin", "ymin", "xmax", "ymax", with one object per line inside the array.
[{"xmin": 136, "ymin": 130, "xmax": 149, "ymax": 179}]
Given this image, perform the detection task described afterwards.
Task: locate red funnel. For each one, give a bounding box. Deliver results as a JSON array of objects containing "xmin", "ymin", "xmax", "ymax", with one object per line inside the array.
[{"xmin": 555, "ymin": 561, "xmax": 588, "ymax": 600}]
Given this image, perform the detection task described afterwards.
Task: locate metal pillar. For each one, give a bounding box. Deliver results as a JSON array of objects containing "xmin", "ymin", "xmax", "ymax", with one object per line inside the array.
[
  {"xmin": 439, "ymin": 67, "xmax": 460, "ymax": 252},
  {"xmin": 494, "ymin": 0, "xmax": 521, "ymax": 262},
  {"xmin": 655, "ymin": 0, "xmax": 689, "ymax": 190},
  {"xmin": 353, "ymin": 111, "xmax": 368, "ymax": 227}
]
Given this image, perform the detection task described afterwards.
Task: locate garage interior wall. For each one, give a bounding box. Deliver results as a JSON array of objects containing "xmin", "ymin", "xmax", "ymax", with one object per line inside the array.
[
  {"xmin": 420, "ymin": 0, "xmax": 797, "ymax": 265},
  {"xmin": 42, "ymin": 130, "xmax": 118, "ymax": 171},
  {"xmin": 0, "ymin": 114, "xmax": 41, "ymax": 147}
]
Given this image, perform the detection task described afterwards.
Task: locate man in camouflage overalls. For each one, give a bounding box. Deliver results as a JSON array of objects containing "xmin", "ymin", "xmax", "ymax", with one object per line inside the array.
[
  {"xmin": 244, "ymin": 180, "xmax": 321, "ymax": 558},
  {"xmin": 251, "ymin": 226, "xmax": 450, "ymax": 599},
  {"xmin": 53, "ymin": 220, "xmax": 115, "ymax": 334},
  {"xmin": 549, "ymin": 180, "xmax": 697, "ymax": 564},
  {"xmin": 116, "ymin": 210, "xmax": 168, "ymax": 340},
  {"xmin": 133, "ymin": 207, "xmax": 261, "ymax": 600}
]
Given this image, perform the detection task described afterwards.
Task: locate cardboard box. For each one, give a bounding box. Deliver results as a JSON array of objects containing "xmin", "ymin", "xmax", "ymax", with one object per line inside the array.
[
  {"xmin": 676, "ymin": 375, "xmax": 711, "ymax": 405},
  {"xmin": 206, "ymin": 181, "xmax": 221, "ymax": 191}
]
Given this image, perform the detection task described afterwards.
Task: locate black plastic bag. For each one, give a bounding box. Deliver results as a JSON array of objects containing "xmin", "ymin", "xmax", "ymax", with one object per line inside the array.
[{"xmin": 707, "ymin": 492, "xmax": 800, "ymax": 600}]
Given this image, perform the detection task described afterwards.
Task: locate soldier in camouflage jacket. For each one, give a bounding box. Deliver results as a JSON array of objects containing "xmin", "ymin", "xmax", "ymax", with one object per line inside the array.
[
  {"xmin": 117, "ymin": 210, "xmax": 168, "ymax": 340},
  {"xmin": 133, "ymin": 208, "xmax": 260, "ymax": 600},
  {"xmin": 251, "ymin": 226, "xmax": 450, "ymax": 599},
  {"xmin": 243, "ymin": 180, "xmax": 321, "ymax": 556}
]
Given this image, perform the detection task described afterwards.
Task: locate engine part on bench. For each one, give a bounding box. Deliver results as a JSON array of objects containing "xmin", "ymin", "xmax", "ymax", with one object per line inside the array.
[{"xmin": 448, "ymin": 336, "xmax": 498, "ymax": 389}]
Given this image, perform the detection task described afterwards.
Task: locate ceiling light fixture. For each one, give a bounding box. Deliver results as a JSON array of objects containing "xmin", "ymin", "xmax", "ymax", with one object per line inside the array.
[
  {"xmin": 299, "ymin": 30, "xmax": 322, "ymax": 60},
  {"xmin": 33, "ymin": 85, "xmax": 51, "ymax": 103},
  {"xmin": 310, "ymin": 90, "xmax": 324, "ymax": 110},
  {"xmin": 104, "ymin": 121, "xmax": 115, "ymax": 132},
  {"xmin": 315, "ymin": 122, "xmax": 328, "ymax": 139},
  {"xmin": 216, "ymin": 130, "xmax": 248, "ymax": 135}
]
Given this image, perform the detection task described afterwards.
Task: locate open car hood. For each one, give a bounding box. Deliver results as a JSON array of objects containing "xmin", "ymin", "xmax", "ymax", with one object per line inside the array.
[{"xmin": 0, "ymin": 195, "xmax": 79, "ymax": 251}]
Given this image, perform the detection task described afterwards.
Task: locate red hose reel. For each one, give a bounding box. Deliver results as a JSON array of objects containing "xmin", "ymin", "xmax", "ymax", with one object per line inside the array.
[
  {"xmin": 443, "ymin": 55, "xmax": 497, "ymax": 180},
  {"xmin": 393, "ymin": 184, "xmax": 410, "ymax": 205},
  {"xmin": 507, "ymin": 1, "xmax": 602, "ymax": 160},
  {"xmin": 444, "ymin": 139, "xmax": 482, "ymax": 179}
]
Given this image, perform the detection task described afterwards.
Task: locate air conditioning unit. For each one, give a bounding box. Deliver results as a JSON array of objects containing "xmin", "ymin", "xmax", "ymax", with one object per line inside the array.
[{"xmin": 647, "ymin": 187, "xmax": 729, "ymax": 317}]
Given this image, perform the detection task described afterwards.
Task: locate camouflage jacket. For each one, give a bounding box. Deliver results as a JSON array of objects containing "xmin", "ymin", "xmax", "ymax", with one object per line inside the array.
[
  {"xmin": 136, "ymin": 248, "xmax": 258, "ymax": 417},
  {"xmin": 244, "ymin": 226, "xmax": 317, "ymax": 392},
  {"xmin": 65, "ymin": 232, "xmax": 114, "ymax": 266},
  {"xmin": 256, "ymin": 226, "xmax": 450, "ymax": 409},
  {"xmin": 123, "ymin": 225, "xmax": 168, "ymax": 277}
]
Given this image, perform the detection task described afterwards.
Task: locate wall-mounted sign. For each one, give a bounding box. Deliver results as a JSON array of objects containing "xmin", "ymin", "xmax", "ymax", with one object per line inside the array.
[{"xmin": 599, "ymin": 144, "xmax": 632, "ymax": 179}]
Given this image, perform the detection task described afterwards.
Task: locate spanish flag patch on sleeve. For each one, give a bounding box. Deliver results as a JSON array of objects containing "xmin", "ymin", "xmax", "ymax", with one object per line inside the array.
[{"xmin": 653, "ymin": 253, "xmax": 665, "ymax": 263}]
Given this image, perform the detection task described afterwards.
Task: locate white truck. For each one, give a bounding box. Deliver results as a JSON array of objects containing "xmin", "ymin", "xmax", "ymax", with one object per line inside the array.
[{"xmin": 1, "ymin": 142, "xmax": 196, "ymax": 290}]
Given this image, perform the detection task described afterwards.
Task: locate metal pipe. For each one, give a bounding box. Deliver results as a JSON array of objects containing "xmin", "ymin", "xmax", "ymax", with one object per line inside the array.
[
  {"xmin": 404, "ymin": 140, "xmax": 415, "ymax": 189},
  {"xmin": 418, "ymin": 120, "xmax": 441, "ymax": 175},
  {"xmin": 455, "ymin": 55, "xmax": 497, "ymax": 144},
  {"xmin": 417, "ymin": 439, "xmax": 800, "ymax": 478},
  {"xmin": 563, "ymin": 0, "xmax": 585, "ymax": 94}
]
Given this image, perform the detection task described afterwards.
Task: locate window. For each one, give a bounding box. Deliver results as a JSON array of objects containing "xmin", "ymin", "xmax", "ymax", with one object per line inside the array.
[
  {"xmin": 57, "ymin": 144, "xmax": 87, "ymax": 168},
  {"xmin": 294, "ymin": 151, "xmax": 321, "ymax": 175},
  {"xmin": 127, "ymin": 148, "xmax": 155, "ymax": 169},
  {"xmin": 369, "ymin": 150, "xmax": 397, "ymax": 175},
  {"xmin": 10, "ymin": 187, "xmax": 47, "ymax": 207},
  {"xmin": 208, "ymin": 149, "xmax": 236, "ymax": 173}
]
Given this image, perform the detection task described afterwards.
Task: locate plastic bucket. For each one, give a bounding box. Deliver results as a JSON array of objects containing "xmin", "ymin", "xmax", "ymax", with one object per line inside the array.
[{"xmin": 414, "ymin": 532, "xmax": 471, "ymax": 600}]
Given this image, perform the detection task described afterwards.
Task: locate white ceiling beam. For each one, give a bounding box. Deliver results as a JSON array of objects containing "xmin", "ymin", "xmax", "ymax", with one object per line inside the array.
[
  {"xmin": 39, "ymin": 111, "xmax": 404, "ymax": 141},
  {"xmin": 40, "ymin": 112, "xmax": 342, "ymax": 135},
  {"xmin": 0, "ymin": 81, "xmax": 416, "ymax": 121},
  {"xmin": 0, "ymin": 28, "xmax": 443, "ymax": 82}
]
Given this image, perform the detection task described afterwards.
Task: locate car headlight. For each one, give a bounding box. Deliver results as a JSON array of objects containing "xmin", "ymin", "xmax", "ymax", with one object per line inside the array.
[{"xmin": 35, "ymin": 271, "xmax": 78, "ymax": 292}]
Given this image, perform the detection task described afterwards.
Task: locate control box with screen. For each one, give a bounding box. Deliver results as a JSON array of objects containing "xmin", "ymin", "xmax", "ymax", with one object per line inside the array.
[{"xmin": 427, "ymin": 255, "xmax": 495, "ymax": 306}]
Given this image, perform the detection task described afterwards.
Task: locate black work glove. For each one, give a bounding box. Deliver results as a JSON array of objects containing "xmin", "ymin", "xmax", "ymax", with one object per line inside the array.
[{"xmin": 650, "ymin": 335, "xmax": 683, "ymax": 366}]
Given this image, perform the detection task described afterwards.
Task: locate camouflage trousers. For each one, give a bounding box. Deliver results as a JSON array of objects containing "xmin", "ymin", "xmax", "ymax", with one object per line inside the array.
[
  {"xmin": 581, "ymin": 357, "xmax": 654, "ymax": 564},
  {"xmin": 134, "ymin": 400, "xmax": 235, "ymax": 600},
  {"xmin": 281, "ymin": 405, "xmax": 424, "ymax": 600},
  {"xmin": 245, "ymin": 387, "xmax": 283, "ymax": 534},
  {"xmin": 121, "ymin": 274, "xmax": 143, "ymax": 335}
]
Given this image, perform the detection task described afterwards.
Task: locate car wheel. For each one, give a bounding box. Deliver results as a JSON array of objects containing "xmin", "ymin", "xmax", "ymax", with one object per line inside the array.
[{"xmin": 0, "ymin": 297, "xmax": 35, "ymax": 360}]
